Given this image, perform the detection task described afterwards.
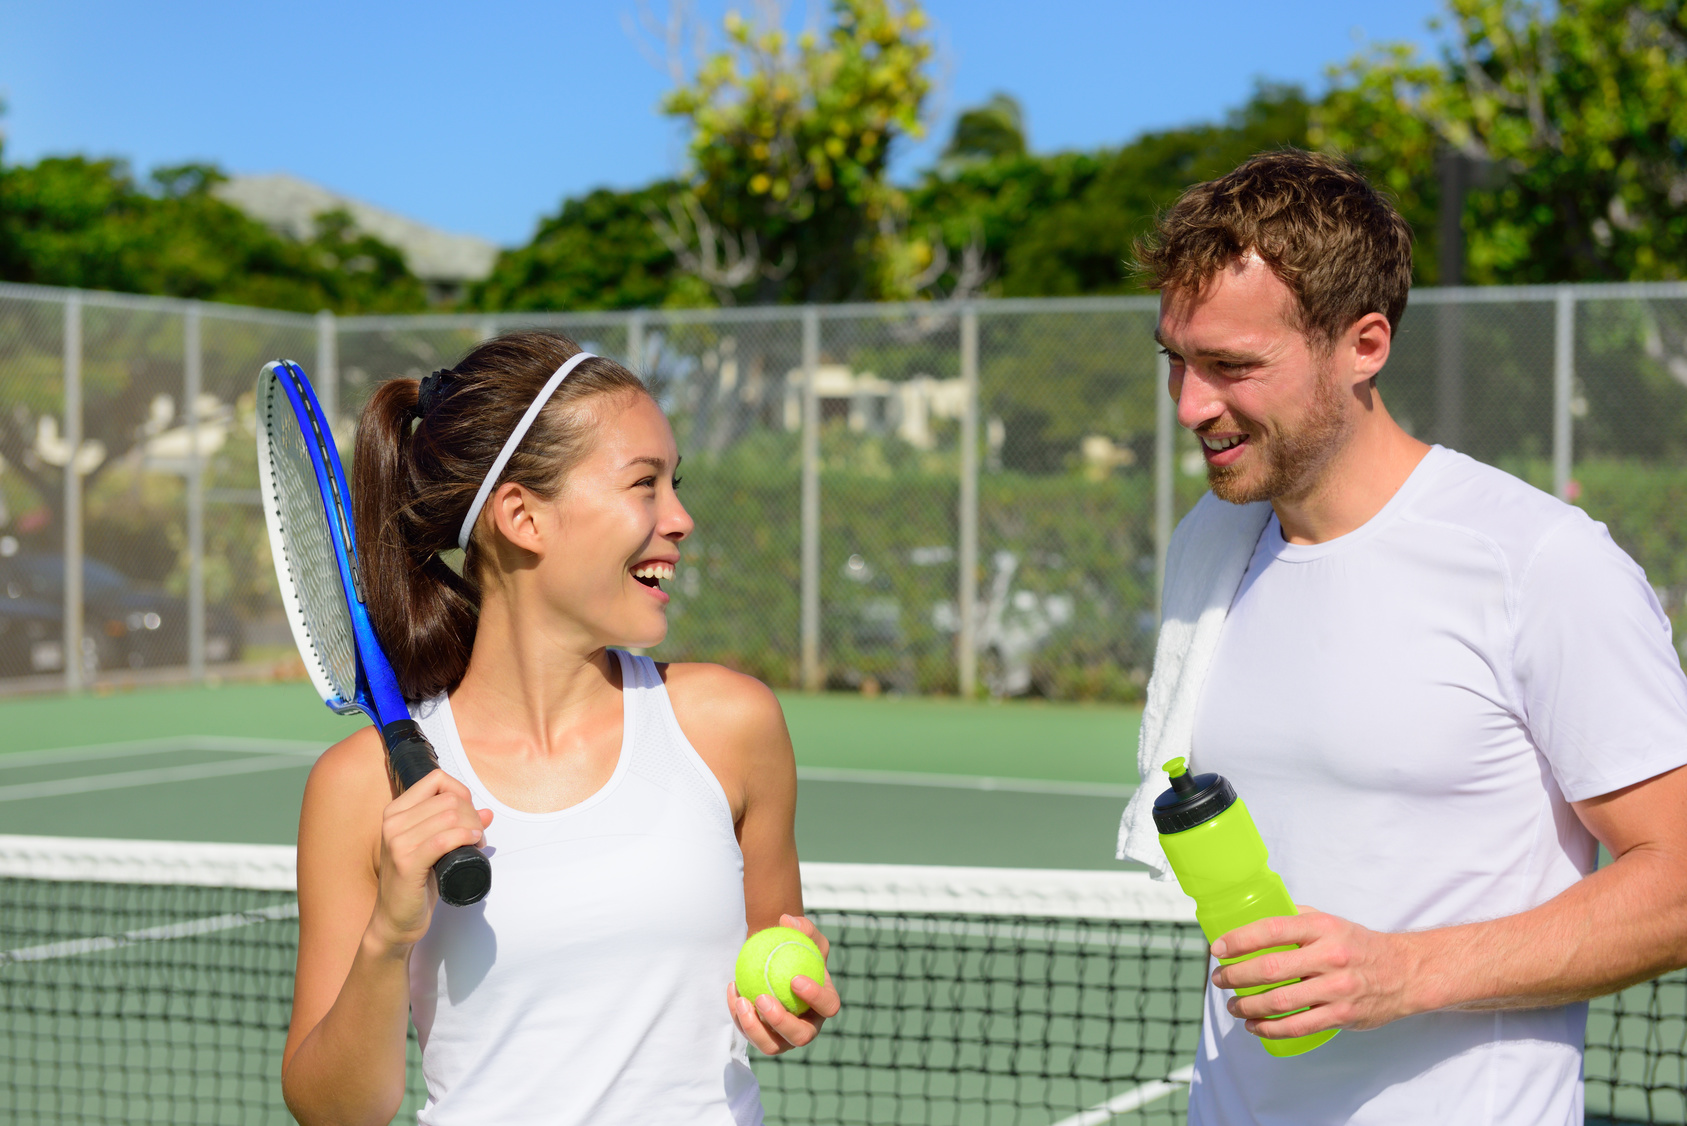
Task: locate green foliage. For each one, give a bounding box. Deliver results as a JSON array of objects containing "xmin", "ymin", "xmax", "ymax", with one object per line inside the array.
[
  {"xmin": 1313, "ymin": 0, "xmax": 1687, "ymax": 284},
  {"xmin": 0, "ymin": 156, "xmax": 427, "ymax": 313},
  {"xmin": 942, "ymin": 93, "xmax": 1026, "ymax": 163},
  {"xmin": 659, "ymin": 0, "xmax": 935, "ymax": 303},
  {"xmin": 468, "ymin": 182, "xmax": 700, "ymax": 312},
  {"xmin": 653, "ymin": 449, "xmax": 1161, "ymax": 700},
  {"xmin": 909, "ymin": 83, "xmax": 1312, "ymax": 297}
]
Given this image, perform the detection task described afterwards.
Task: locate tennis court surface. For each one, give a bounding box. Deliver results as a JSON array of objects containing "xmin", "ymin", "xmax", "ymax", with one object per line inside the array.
[{"xmin": 2, "ymin": 682, "xmax": 1683, "ymax": 1124}]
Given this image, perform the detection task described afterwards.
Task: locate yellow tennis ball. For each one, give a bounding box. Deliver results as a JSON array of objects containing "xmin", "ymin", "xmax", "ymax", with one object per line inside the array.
[{"xmin": 735, "ymin": 926, "xmax": 825, "ymax": 1015}]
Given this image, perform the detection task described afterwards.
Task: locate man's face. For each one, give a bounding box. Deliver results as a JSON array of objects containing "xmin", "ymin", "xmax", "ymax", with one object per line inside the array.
[{"xmin": 1157, "ymin": 256, "xmax": 1351, "ymax": 505}]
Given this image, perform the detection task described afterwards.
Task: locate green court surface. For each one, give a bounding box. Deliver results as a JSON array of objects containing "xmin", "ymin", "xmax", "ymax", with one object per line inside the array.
[{"xmin": 0, "ymin": 679, "xmax": 1144, "ymax": 871}]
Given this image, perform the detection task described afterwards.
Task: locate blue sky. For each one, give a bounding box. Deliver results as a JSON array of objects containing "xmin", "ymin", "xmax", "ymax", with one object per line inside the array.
[{"xmin": 0, "ymin": 1, "xmax": 1447, "ymax": 246}]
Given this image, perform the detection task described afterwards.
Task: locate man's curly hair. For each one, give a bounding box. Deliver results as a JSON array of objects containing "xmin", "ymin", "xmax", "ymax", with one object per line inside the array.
[{"xmin": 1134, "ymin": 149, "xmax": 1414, "ymax": 351}]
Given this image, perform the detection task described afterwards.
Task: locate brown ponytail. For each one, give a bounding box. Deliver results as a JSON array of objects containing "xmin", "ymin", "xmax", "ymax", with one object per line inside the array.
[{"xmin": 352, "ymin": 332, "xmax": 650, "ymax": 700}]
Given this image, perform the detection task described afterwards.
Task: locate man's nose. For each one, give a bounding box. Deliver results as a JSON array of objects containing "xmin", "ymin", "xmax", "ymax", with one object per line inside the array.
[{"xmin": 1175, "ymin": 368, "xmax": 1225, "ymax": 432}]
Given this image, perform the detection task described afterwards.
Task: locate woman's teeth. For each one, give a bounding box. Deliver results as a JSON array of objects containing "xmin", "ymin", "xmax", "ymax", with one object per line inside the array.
[
  {"xmin": 632, "ymin": 562, "xmax": 675, "ymax": 585},
  {"xmin": 1203, "ymin": 435, "xmax": 1243, "ymax": 451}
]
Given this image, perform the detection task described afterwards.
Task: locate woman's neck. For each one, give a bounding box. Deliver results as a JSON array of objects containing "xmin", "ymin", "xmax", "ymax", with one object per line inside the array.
[{"xmin": 451, "ymin": 589, "xmax": 620, "ymax": 756}]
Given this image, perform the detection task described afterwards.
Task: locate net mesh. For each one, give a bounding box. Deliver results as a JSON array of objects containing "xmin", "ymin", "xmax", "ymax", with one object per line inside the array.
[
  {"xmin": 0, "ymin": 836, "xmax": 1682, "ymax": 1125},
  {"xmin": 258, "ymin": 368, "xmax": 358, "ymax": 703}
]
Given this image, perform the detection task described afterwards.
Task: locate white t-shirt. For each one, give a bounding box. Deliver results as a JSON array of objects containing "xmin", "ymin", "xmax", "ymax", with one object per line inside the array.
[{"xmin": 1186, "ymin": 446, "xmax": 1687, "ymax": 1126}]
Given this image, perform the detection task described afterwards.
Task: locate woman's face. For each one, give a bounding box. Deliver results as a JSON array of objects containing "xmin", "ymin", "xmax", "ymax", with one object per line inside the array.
[{"xmin": 504, "ymin": 393, "xmax": 693, "ymax": 651}]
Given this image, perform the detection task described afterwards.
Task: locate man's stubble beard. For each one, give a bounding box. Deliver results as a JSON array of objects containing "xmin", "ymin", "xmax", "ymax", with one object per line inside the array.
[{"xmin": 1206, "ymin": 365, "xmax": 1352, "ymax": 505}]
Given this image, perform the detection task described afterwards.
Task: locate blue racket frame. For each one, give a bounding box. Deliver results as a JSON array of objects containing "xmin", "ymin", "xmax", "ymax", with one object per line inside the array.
[
  {"xmin": 261, "ymin": 359, "xmax": 491, "ymax": 905},
  {"xmin": 265, "ymin": 359, "xmax": 408, "ymax": 727}
]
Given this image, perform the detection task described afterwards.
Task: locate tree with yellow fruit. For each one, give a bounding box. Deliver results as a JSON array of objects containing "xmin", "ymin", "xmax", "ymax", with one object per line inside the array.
[{"xmin": 654, "ymin": 0, "xmax": 935, "ymax": 304}]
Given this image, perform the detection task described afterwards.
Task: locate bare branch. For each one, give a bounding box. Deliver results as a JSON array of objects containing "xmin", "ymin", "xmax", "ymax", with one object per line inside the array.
[
  {"xmin": 625, "ymin": 0, "xmax": 699, "ymax": 85},
  {"xmin": 646, "ymin": 192, "xmax": 767, "ymax": 304},
  {"xmin": 907, "ymin": 240, "xmax": 950, "ymax": 292},
  {"xmin": 949, "ymin": 236, "xmax": 995, "ymax": 301}
]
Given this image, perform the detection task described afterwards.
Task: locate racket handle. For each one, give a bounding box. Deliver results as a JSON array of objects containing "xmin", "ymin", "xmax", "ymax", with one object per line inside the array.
[
  {"xmin": 382, "ymin": 719, "xmax": 492, "ymax": 907},
  {"xmin": 435, "ymin": 845, "xmax": 492, "ymax": 907}
]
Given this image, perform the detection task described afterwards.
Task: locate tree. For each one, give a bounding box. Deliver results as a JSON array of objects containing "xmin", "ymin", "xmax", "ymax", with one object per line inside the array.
[
  {"xmin": 0, "ymin": 157, "xmax": 428, "ymax": 313},
  {"xmin": 942, "ymin": 93, "xmax": 1026, "ymax": 163},
  {"xmin": 657, "ymin": 0, "xmax": 935, "ymax": 303},
  {"xmin": 1313, "ymin": 0, "xmax": 1687, "ymax": 284},
  {"xmin": 909, "ymin": 82, "xmax": 1311, "ymax": 297},
  {"xmin": 468, "ymin": 183, "xmax": 702, "ymax": 311}
]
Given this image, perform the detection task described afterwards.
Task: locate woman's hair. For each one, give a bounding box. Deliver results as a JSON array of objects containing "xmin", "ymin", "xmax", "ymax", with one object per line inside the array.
[{"xmin": 353, "ymin": 332, "xmax": 649, "ymax": 700}]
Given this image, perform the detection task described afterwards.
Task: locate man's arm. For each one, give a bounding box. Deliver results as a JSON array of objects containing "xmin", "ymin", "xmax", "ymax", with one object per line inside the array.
[{"xmin": 1211, "ymin": 764, "xmax": 1687, "ymax": 1039}]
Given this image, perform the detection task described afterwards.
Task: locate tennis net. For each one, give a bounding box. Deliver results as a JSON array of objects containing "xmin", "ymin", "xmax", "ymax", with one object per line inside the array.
[{"xmin": 0, "ymin": 835, "xmax": 1682, "ymax": 1125}]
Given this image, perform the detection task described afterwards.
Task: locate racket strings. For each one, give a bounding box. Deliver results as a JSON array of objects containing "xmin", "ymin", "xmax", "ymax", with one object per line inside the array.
[{"xmin": 263, "ymin": 377, "xmax": 360, "ymax": 702}]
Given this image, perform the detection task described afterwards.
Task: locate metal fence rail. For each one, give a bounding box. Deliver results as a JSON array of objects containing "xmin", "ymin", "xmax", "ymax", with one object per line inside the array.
[{"xmin": 4, "ymin": 280, "xmax": 1687, "ymax": 699}]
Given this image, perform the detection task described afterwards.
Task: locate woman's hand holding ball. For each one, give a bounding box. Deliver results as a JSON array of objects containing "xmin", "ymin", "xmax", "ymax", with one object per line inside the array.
[{"xmin": 728, "ymin": 914, "xmax": 840, "ymax": 1054}]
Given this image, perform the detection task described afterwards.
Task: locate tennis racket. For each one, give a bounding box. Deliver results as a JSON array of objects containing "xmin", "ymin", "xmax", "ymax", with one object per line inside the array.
[{"xmin": 257, "ymin": 359, "xmax": 491, "ymax": 907}]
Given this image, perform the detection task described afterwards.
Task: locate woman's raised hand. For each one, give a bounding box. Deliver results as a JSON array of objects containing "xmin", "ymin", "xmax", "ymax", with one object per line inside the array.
[{"xmin": 369, "ymin": 769, "xmax": 492, "ymax": 950}]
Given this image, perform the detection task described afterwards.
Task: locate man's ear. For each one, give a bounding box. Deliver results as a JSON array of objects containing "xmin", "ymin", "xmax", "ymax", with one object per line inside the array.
[
  {"xmin": 1347, "ymin": 312, "xmax": 1393, "ymax": 387},
  {"xmin": 489, "ymin": 482, "xmax": 546, "ymax": 555}
]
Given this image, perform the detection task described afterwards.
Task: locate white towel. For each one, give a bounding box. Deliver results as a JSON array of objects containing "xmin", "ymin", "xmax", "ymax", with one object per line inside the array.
[{"xmin": 1117, "ymin": 492, "xmax": 1273, "ymax": 880}]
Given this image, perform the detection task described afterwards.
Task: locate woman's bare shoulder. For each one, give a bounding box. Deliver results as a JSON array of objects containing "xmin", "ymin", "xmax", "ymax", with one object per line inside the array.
[
  {"xmin": 306, "ymin": 725, "xmax": 390, "ymax": 798},
  {"xmin": 660, "ymin": 662, "xmax": 787, "ymax": 744},
  {"xmin": 299, "ymin": 725, "xmax": 391, "ymax": 857}
]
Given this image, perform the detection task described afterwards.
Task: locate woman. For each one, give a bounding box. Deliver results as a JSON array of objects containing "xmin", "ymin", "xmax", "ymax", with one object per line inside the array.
[{"xmin": 281, "ymin": 333, "xmax": 836, "ymax": 1126}]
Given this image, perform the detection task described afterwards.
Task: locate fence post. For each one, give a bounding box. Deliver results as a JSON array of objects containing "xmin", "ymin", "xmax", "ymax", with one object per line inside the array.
[
  {"xmin": 628, "ymin": 311, "xmax": 646, "ymax": 375},
  {"xmin": 1154, "ymin": 348, "xmax": 1173, "ymax": 622},
  {"xmin": 800, "ymin": 307, "xmax": 822, "ymax": 692},
  {"xmin": 315, "ymin": 310, "xmax": 338, "ymax": 424},
  {"xmin": 1553, "ymin": 287, "xmax": 1575, "ymax": 502},
  {"xmin": 185, "ymin": 303, "xmax": 205, "ymax": 683},
  {"xmin": 957, "ymin": 305, "xmax": 980, "ymax": 698},
  {"xmin": 62, "ymin": 292, "xmax": 83, "ymax": 692},
  {"xmin": 1435, "ymin": 294, "xmax": 1464, "ymax": 451}
]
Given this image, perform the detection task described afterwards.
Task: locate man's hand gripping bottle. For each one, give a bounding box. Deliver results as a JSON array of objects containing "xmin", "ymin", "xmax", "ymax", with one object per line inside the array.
[{"xmin": 1154, "ymin": 756, "xmax": 1337, "ymax": 1057}]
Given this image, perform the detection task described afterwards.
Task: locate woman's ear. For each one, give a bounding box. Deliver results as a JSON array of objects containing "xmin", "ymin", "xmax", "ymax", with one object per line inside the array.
[{"xmin": 488, "ymin": 482, "xmax": 547, "ymax": 556}]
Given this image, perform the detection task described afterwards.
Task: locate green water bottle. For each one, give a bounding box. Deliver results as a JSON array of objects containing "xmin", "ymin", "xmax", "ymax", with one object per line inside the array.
[{"xmin": 1154, "ymin": 756, "xmax": 1338, "ymax": 1058}]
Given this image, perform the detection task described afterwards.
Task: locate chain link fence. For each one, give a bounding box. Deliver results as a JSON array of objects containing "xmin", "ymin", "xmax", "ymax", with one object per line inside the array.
[{"xmin": 4, "ymin": 280, "xmax": 1687, "ymax": 700}]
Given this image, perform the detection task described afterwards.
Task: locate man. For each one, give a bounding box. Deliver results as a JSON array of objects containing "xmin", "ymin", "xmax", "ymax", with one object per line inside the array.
[{"xmin": 1116, "ymin": 149, "xmax": 1687, "ymax": 1124}]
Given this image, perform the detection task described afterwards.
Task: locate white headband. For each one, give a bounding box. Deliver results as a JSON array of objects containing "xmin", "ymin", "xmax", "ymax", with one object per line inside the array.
[{"xmin": 457, "ymin": 352, "xmax": 597, "ymax": 550}]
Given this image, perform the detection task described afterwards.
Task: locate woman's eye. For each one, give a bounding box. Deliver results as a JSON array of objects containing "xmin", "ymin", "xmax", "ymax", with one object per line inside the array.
[
  {"xmin": 635, "ymin": 476, "xmax": 657, "ymax": 489},
  {"xmin": 671, "ymin": 476, "xmax": 683, "ymax": 491}
]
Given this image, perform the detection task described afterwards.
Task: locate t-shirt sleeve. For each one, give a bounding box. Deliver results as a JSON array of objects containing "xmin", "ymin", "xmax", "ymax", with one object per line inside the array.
[{"xmin": 1513, "ymin": 514, "xmax": 1687, "ymax": 801}]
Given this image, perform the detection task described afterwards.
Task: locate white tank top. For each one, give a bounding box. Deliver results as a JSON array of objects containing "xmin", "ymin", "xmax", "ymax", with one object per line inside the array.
[{"xmin": 406, "ymin": 650, "xmax": 762, "ymax": 1126}]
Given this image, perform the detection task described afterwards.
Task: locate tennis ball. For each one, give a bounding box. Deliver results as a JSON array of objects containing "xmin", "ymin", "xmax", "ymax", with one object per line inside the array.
[{"xmin": 735, "ymin": 926, "xmax": 825, "ymax": 1016}]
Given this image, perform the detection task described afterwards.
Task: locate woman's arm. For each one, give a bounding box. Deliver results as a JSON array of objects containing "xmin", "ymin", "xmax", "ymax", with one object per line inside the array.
[
  {"xmin": 664, "ymin": 662, "xmax": 841, "ymax": 1054},
  {"xmin": 281, "ymin": 727, "xmax": 492, "ymax": 1126}
]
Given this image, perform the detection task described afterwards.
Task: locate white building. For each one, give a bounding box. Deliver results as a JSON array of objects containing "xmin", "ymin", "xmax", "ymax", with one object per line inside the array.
[{"xmin": 782, "ymin": 365, "xmax": 968, "ymax": 450}]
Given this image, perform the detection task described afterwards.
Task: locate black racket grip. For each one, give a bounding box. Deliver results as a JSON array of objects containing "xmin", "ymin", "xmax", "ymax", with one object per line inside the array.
[{"xmin": 381, "ymin": 719, "xmax": 491, "ymax": 907}]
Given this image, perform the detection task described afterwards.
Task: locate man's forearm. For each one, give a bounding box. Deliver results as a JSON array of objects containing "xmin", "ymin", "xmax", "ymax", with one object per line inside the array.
[{"xmin": 1402, "ymin": 844, "xmax": 1687, "ymax": 1014}]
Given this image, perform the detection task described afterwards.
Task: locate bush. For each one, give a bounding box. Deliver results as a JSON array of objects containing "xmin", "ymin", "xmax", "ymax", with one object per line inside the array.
[{"xmin": 654, "ymin": 458, "xmax": 1165, "ymax": 701}]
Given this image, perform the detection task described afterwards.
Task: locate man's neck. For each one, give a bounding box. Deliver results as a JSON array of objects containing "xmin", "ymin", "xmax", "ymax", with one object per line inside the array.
[{"xmin": 1272, "ymin": 400, "xmax": 1432, "ymax": 546}]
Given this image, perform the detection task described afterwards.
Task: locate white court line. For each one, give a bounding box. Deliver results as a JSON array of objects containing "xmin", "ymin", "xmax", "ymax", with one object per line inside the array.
[
  {"xmin": 1, "ymin": 902, "xmax": 299, "ymax": 965},
  {"xmin": 797, "ymin": 765, "xmax": 1135, "ymax": 799},
  {"xmin": 1046, "ymin": 1065, "xmax": 1196, "ymax": 1126},
  {"xmin": 0, "ymin": 754, "xmax": 316, "ymax": 803},
  {"xmin": 0, "ymin": 736, "xmax": 321, "ymax": 770}
]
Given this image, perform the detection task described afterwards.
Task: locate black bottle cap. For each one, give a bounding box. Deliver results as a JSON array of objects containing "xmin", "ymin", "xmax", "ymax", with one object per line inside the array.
[{"xmin": 1152, "ymin": 756, "xmax": 1237, "ymax": 834}]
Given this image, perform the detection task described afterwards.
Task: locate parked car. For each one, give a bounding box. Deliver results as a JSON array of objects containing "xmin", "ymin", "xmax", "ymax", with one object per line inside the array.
[
  {"xmin": 0, "ymin": 553, "xmax": 244, "ymax": 675},
  {"xmin": 0, "ymin": 591, "xmax": 70, "ymax": 677}
]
